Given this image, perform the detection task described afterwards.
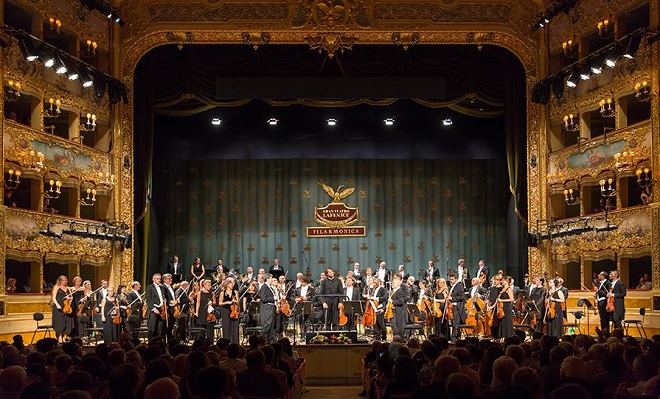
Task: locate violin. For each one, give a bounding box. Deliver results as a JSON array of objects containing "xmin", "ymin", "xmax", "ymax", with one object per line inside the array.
[
  {"xmin": 206, "ymin": 300, "xmax": 217, "ymax": 323},
  {"xmin": 338, "ymin": 302, "xmax": 348, "ymax": 326},
  {"xmin": 112, "ymin": 299, "xmax": 123, "ymax": 324},
  {"xmin": 62, "ymin": 297, "xmax": 73, "ymax": 315},
  {"xmin": 385, "ymin": 293, "xmax": 394, "ymax": 321},
  {"xmin": 230, "ymin": 292, "xmax": 240, "ymax": 320}
]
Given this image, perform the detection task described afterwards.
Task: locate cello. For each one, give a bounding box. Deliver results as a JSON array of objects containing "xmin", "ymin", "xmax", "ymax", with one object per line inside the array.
[
  {"xmin": 362, "ymin": 299, "xmax": 377, "ymax": 327},
  {"xmin": 465, "ymin": 294, "xmax": 486, "ymax": 335},
  {"xmin": 606, "ymin": 283, "xmax": 615, "ymax": 313},
  {"xmin": 338, "ymin": 302, "xmax": 348, "ymax": 326}
]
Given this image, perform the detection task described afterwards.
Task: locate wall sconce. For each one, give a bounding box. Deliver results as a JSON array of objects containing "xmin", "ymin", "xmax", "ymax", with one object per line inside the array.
[
  {"xmin": 13, "ymin": 149, "xmax": 45, "ymax": 173},
  {"xmin": 599, "ymin": 178, "xmax": 616, "ymax": 199},
  {"xmin": 80, "ymin": 113, "xmax": 97, "ymax": 132},
  {"xmin": 597, "ymin": 17, "xmax": 612, "ymax": 39},
  {"xmin": 636, "ymin": 167, "xmax": 653, "ymax": 205},
  {"xmin": 84, "ymin": 39, "xmax": 97, "ymax": 57},
  {"xmin": 47, "ymin": 17, "xmax": 61, "ymax": 35},
  {"xmin": 5, "ymin": 169, "xmax": 22, "ymax": 190},
  {"xmin": 5, "ymin": 79, "xmax": 22, "ymax": 101},
  {"xmin": 635, "ymin": 81, "xmax": 651, "ymax": 102},
  {"xmin": 44, "ymin": 179, "xmax": 62, "ymax": 199},
  {"xmin": 599, "ymin": 97, "xmax": 615, "ymax": 118},
  {"xmin": 80, "ymin": 187, "xmax": 97, "ymax": 206},
  {"xmin": 563, "ymin": 187, "xmax": 580, "ymax": 206},
  {"xmin": 614, "ymin": 151, "xmax": 635, "ymax": 171},
  {"xmin": 563, "ymin": 113, "xmax": 580, "ymax": 132},
  {"xmin": 562, "ymin": 37, "xmax": 576, "ymax": 59},
  {"xmin": 44, "ymin": 98, "xmax": 61, "ymax": 118},
  {"xmin": 97, "ymin": 172, "xmax": 115, "ymax": 191}
]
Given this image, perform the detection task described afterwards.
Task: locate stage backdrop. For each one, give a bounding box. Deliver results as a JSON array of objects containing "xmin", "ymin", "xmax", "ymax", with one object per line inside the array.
[{"xmin": 151, "ymin": 159, "xmax": 509, "ymax": 280}]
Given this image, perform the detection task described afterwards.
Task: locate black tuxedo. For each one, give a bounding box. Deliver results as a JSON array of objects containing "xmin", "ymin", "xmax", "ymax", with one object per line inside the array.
[
  {"xmin": 258, "ymin": 283, "xmax": 277, "ymax": 343},
  {"xmin": 423, "ymin": 267, "xmax": 440, "ymax": 287},
  {"xmin": 145, "ymin": 283, "xmax": 166, "ymax": 341},
  {"xmin": 343, "ymin": 286, "xmax": 361, "ymax": 301},
  {"xmin": 126, "ymin": 291, "xmax": 143, "ymax": 333},
  {"xmin": 596, "ymin": 279, "xmax": 611, "ymax": 333},
  {"xmin": 609, "ymin": 280, "xmax": 626, "ymax": 329},
  {"xmin": 391, "ymin": 285, "xmax": 411, "ymax": 337},
  {"xmin": 295, "ymin": 285, "xmax": 315, "ymax": 301},
  {"xmin": 370, "ymin": 286, "xmax": 388, "ymax": 340},
  {"xmin": 269, "ymin": 264, "xmax": 285, "ymax": 280},
  {"xmin": 375, "ymin": 268, "xmax": 391, "ymax": 285},
  {"xmin": 319, "ymin": 277, "xmax": 343, "ymax": 329},
  {"xmin": 166, "ymin": 262, "xmax": 185, "ymax": 283},
  {"xmin": 448, "ymin": 281, "xmax": 466, "ymax": 341}
]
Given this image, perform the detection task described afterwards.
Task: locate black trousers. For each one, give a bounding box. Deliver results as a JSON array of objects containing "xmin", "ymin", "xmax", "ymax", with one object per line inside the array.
[
  {"xmin": 392, "ymin": 305, "xmax": 407, "ymax": 337},
  {"xmin": 451, "ymin": 305, "xmax": 466, "ymax": 341},
  {"xmin": 597, "ymin": 299, "xmax": 610, "ymax": 333},
  {"xmin": 260, "ymin": 303, "xmax": 276, "ymax": 343},
  {"xmin": 373, "ymin": 312, "xmax": 387, "ymax": 340},
  {"xmin": 323, "ymin": 300, "xmax": 338, "ymax": 330},
  {"xmin": 147, "ymin": 310, "xmax": 165, "ymax": 342}
]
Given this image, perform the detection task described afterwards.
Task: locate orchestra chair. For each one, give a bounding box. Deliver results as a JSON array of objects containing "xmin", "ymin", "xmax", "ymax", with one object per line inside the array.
[
  {"xmin": 31, "ymin": 312, "xmax": 53, "ymax": 344},
  {"xmin": 403, "ymin": 304, "xmax": 426, "ymax": 340},
  {"xmin": 457, "ymin": 324, "xmax": 476, "ymax": 339},
  {"xmin": 622, "ymin": 308, "xmax": 647, "ymax": 338},
  {"xmin": 242, "ymin": 326, "xmax": 263, "ymax": 344},
  {"xmin": 80, "ymin": 316, "xmax": 104, "ymax": 345},
  {"xmin": 564, "ymin": 311, "xmax": 584, "ymax": 335}
]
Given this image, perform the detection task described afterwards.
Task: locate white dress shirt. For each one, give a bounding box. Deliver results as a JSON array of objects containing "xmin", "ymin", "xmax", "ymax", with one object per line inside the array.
[{"xmin": 346, "ymin": 286, "xmax": 354, "ymax": 301}]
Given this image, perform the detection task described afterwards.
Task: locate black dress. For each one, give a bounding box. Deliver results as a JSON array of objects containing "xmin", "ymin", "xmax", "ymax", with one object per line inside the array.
[
  {"xmin": 71, "ymin": 288, "xmax": 85, "ymax": 337},
  {"xmin": 497, "ymin": 291, "xmax": 514, "ymax": 338},
  {"xmin": 547, "ymin": 291, "xmax": 564, "ymax": 338},
  {"xmin": 434, "ymin": 291, "xmax": 449, "ymax": 337},
  {"xmin": 102, "ymin": 297, "xmax": 121, "ymax": 343},
  {"xmin": 192, "ymin": 265, "xmax": 204, "ymax": 280},
  {"xmin": 219, "ymin": 289, "xmax": 239, "ymax": 343},
  {"xmin": 52, "ymin": 288, "xmax": 75, "ymax": 336},
  {"xmin": 197, "ymin": 290, "xmax": 215, "ymax": 340}
]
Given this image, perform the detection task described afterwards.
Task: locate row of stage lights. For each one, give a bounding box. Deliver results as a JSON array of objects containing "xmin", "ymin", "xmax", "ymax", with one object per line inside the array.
[
  {"xmin": 531, "ymin": 28, "xmax": 651, "ymax": 105},
  {"xmin": 79, "ymin": 0, "xmax": 125, "ymax": 27},
  {"xmin": 211, "ymin": 117, "xmax": 454, "ymax": 127},
  {"xmin": 7, "ymin": 26, "xmax": 128, "ymax": 105}
]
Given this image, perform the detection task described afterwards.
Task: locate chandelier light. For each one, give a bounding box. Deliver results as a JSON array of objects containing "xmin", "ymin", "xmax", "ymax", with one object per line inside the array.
[{"xmin": 44, "ymin": 98, "xmax": 62, "ymax": 118}]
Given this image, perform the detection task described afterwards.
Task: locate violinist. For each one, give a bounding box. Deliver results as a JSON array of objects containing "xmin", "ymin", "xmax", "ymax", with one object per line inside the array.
[
  {"xmin": 486, "ymin": 275, "xmax": 504, "ymax": 339},
  {"xmin": 607, "ymin": 270, "xmax": 626, "ymax": 330},
  {"xmin": 497, "ymin": 276, "xmax": 515, "ymax": 339},
  {"xmin": 94, "ymin": 279, "xmax": 109, "ymax": 328},
  {"xmin": 546, "ymin": 279, "xmax": 565, "ymax": 338},
  {"xmin": 595, "ymin": 271, "xmax": 611, "ymax": 334},
  {"xmin": 77, "ymin": 280, "xmax": 94, "ymax": 334},
  {"xmin": 126, "ymin": 281, "xmax": 143, "ymax": 334},
  {"xmin": 100, "ymin": 287, "xmax": 121, "ymax": 343},
  {"xmin": 195, "ymin": 279, "xmax": 216, "ymax": 341},
  {"xmin": 243, "ymin": 281, "xmax": 259, "ymax": 311},
  {"xmin": 219, "ymin": 278, "xmax": 240, "ymax": 343},
  {"xmin": 295, "ymin": 278, "xmax": 314, "ymax": 332},
  {"xmin": 389, "ymin": 273, "xmax": 411, "ymax": 338},
  {"xmin": 174, "ymin": 280, "xmax": 191, "ymax": 341},
  {"xmin": 447, "ymin": 273, "xmax": 466, "ymax": 342},
  {"xmin": 70, "ymin": 276, "xmax": 84, "ymax": 338},
  {"xmin": 475, "ymin": 260, "xmax": 490, "ymax": 288},
  {"xmin": 434, "ymin": 278, "xmax": 449, "ymax": 337},
  {"xmin": 146, "ymin": 273, "xmax": 166, "ymax": 342},
  {"xmin": 528, "ymin": 276, "xmax": 546, "ymax": 333},
  {"xmin": 52, "ymin": 276, "xmax": 75, "ymax": 343},
  {"xmin": 424, "ymin": 260, "xmax": 440, "ymax": 290},
  {"xmin": 162, "ymin": 274, "xmax": 178, "ymax": 341},
  {"xmin": 191, "ymin": 257, "xmax": 206, "ymax": 283},
  {"xmin": 342, "ymin": 277, "xmax": 361, "ymax": 331},
  {"xmin": 274, "ymin": 275, "xmax": 290, "ymax": 338},
  {"xmin": 364, "ymin": 278, "xmax": 388, "ymax": 341}
]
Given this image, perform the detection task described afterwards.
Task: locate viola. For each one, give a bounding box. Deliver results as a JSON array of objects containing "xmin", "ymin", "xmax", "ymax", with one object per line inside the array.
[
  {"xmin": 230, "ymin": 292, "xmax": 240, "ymax": 320},
  {"xmin": 159, "ymin": 303, "xmax": 168, "ymax": 320},
  {"xmin": 338, "ymin": 303, "xmax": 348, "ymax": 326},
  {"xmin": 446, "ymin": 301, "xmax": 453, "ymax": 320},
  {"xmin": 385, "ymin": 301, "xmax": 394, "ymax": 321},
  {"xmin": 62, "ymin": 297, "xmax": 73, "ymax": 315},
  {"xmin": 606, "ymin": 284, "xmax": 615, "ymax": 313},
  {"xmin": 206, "ymin": 300, "xmax": 216, "ymax": 323},
  {"xmin": 112, "ymin": 313, "xmax": 122, "ymax": 325},
  {"xmin": 280, "ymin": 298, "xmax": 292, "ymax": 316}
]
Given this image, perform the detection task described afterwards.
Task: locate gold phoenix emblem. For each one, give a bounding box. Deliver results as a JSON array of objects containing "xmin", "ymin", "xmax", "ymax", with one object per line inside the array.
[{"xmin": 321, "ymin": 184, "xmax": 355, "ymax": 203}]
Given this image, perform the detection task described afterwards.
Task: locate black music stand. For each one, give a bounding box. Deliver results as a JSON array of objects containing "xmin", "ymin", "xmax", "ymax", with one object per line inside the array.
[
  {"xmin": 342, "ymin": 300, "xmax": 364, "ymax": 332},
  {"xmin": 577, "ymin": 298, "xmax": 596, "ymax": 335}
]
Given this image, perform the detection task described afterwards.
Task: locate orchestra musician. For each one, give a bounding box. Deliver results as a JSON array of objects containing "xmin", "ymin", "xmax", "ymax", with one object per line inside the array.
[
  {"xmin": 243, "ymin": 266, "xmax": 256, "ymax": 284},
  {"xmin": 218, "ymin": 278, "xmax": 240, "ymax": 343},
  {"xmin": 126, "ymin": 281, "xmax": 143, "ymax": 334},
  {"xmin": 456, "ymin": 259, "xmax": 469, "ymax": 288},
  {"xmin": 342, "ymin": 276, "xmax": 361, "ymax": 331},
  {"xmin": 389, "ymin": 273, "xmax": 411, "ymax": 338},
  {"xmin": 166, "ymin": 255, "xmax": 185, "ymax": 284},
  {"xmin": 318, "ymin": 267, "xmax": 343, "ymax": 330},
  {"xmin": 195, "ymin": 279, "xmax": 216, "ymax": 341},
  {"xmin": 258, "ymin": 274, "xmax": 278, "ymax": 343},
  {"xmin": 405, "ymin": 276, "xmax": 419, "ymax": 304},
  {"xmin": 146, "ymin": 273, "xmax": 166, "ymax": 342},
  {"xmin": 351, "ymin": 262, "xmax": 362, "ymax": 289},
  {"xmin": 100, "ymin": 287, "xmax": 120, "ymax": 343},
  {"xmin": 376, "ymin": 262, "xmax": 390, "ymax": 285},
  {"xmin": 161, "ymin": 274, "xmax": 178, "ymax": 341},
  {"xmin": 364, "ymin": 277, "xmax": 388, "ymax": 341},
  {"xmin": 487, "ymin": 275, "xmax": 503, "ymax": 339},
  {"xmin": 475, "ymin": 260, "xmax": 490, "ymax": 288},
  {"xmin": 51, "ymin": 276, "xmax": 75, "ymax": 344},
  {"xmin": 361, "ymin": 267, "xmax": 374, "ymax": 291},
  {"xmin": 78, "ymin": 280, "xmax": 94, "ymax": 336},
  {"xmin": 556, "ymin": 277, "xmax": 569, "ymax": 320},
  {"xmin": 424, "ymin": 260, "xmax": 440, "ymax": 290},
  {"xmin": 434, "ymin": 278, "xmax": 449, "ymax": 337},
  {"xmin": 447, "ymin": 273, "xmax": 466, "ymax": 342},
  {"xmin": 595, "ymin": 271, "xmax": 611, "ymax": 334},
  {"xmin": 497, "ymin": 276, "xmax": 515, "ymax": 339},
  {"xmin": 546, "ymin": 278, "xmax": 565, "ymax": 338},
  {"xmin": 191, "ymin": 257, "xmax": 205, "ymax": 282},
  {"xmin": 174, "ymin": 280, "xmax": 190, "ymax": 341},
  {"xmin": 269, "ymin": 258, "xmax": 285, "ymax": 280},
  {"xmin": 70, "ymin": 276, "xmax": 84, "ymax": 338},
  {"xmin": 295, "ymin": 277, "xmax": 314, "ymax": 332},
  {"xmin": 215, "ymin": 258, "xmax": 228, "ymax": 275},
  {"xmin": 398, "ymin": 265, "xmax": 410, "ymax": 282},
  {"xmin": 528, "ymin": 276, "xmax": 545, "ymax": 334},
  {"xmin": 94, "ymin": 279, "xmax": 108, "ymax": 328},
  {"xmin": 607, "ymin": 270, "xmax": 626, "ymax": 330}
]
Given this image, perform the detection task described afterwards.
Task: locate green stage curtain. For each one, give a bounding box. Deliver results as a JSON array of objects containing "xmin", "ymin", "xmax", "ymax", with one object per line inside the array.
[{"xmin": 151, "ymin": 159, "xmax": 509, "ymax": 280}]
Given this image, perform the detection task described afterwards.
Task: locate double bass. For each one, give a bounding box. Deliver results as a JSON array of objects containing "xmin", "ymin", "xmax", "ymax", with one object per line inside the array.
[
  {"xmin": 362, "ymin": 297, "xmax": 377, "ymax": 327},
  {"xmin": 465, "ymin": 294, "xmax": 486, "ymax": 335},
  {"xmin": 606, "ymin": 283, "xmax": 615, "ymax": 313},
  {"xmin": 338, "ymin": 302, "xmax": 348, "ymax": 326}
]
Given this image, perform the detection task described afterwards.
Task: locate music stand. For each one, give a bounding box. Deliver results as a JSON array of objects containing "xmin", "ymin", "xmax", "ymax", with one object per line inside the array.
[
  {"xmin": 577, "ymin": 298, "xmax": 596, "ymax": 335},
  {"xmin": 248, "ymin": 301, "xmax": 260, "ymax": 316},
  {"xmin": 342, "ymin": 300, "xmax": 364, "ymax": 332}
]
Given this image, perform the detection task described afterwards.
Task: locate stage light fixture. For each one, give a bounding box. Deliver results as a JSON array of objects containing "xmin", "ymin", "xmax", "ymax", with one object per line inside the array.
[
  {"xmin": 18, "ymin": 37, "xmax": 39, "ymax": 61},
  {"xmin": 604, "ymin": 45, "xmax": 621, "ymax": 68},
  {"xmin": 442, "ymin": 118, "xmax": 453, "ymax": 126},
  {"xmin": 53, "ymin": 55, "xmax": 68, "ymax": 75},
  {"xmin": 566, "ymin": 68, "xmax": 579, "ymax": 88},
  {"xmin": 42, "ymin": 48, "xmax": 56, "ymax": 68},
  {"xmin": 79, "ymin": 68, "xmax": 94, "ymax": 87},
  {"xmin": 383, "ymin": 118, "xmax": 395, "ymax": 126},
  {"xmin": 551, "ymin": 75, "xmax": 565, "ymax": 99},
  {"xmin": 267, "ymin": 118, "xmax": 278, "ymax": 126},
  {"xmin": 622, "ymin": 35, "xmax": 642, "ymax": 59},
  {"xmin": 211, "ymin": 118, "xmax": 222, "ymax": 125},
  {"xmin": 590, "ymin": 55, "xmax": 604, "ymax": 75},
  {"xmin": 93, "ymin": 75, "xmax": 106, "ymax": 97},
  {"xmin": 579, "ymin": 64, "xmax": 591, "ymax": 80},
  {"xmin": 531, "ymin": 81, "xmax": 550, "ymax": 104},
  {"xmin": 108, "ymin": 81, "xmax": 121, "ymax": 104},
  {"xmin": 327, "ymin": 118, "xmax": 337, "ymax": 126}
]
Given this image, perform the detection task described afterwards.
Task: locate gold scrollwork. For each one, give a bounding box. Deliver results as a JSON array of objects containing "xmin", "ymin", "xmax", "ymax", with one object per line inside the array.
[{"xmin": 304, "ymin": 32, "xmax": 357, "ymax": 58}]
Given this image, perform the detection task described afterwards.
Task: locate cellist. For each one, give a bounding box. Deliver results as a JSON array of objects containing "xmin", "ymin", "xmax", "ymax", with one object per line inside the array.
[
  {"xmin": 466, "ymin": 277, "xmax": 487, "ymax": 336},
  {"xmin": 363, "ymin": 278, "xmax": 388, "ymax": 341}
]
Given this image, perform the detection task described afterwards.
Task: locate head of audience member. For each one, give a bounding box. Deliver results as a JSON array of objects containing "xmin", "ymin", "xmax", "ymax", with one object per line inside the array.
[
  {"xmin": 0, "ymin": 365, "xmax": 27, "ymax": 394},
  {"xmin": 145, "ymin": 377, "xmax": 180, "ymax": 399},
  {"xmin": 108, "ymin": 363, "xmax": 141, "ymax": 399},
  {"xmin": 512, "ymin": 367, "xmax": 543, "ymax": 399},
  {"xmin": 632, "ymin": 354, "xmax": 658, "ymax": 383},
  {"xmin": 505, "ymin": 345, "xmax": 525, "ymax": 366},
  {"xmin": 59, "ymin": 390, "xmax": 92, "ymax": 399},
  {"xmin": 393, "ymin": 356, "xmax": 419, "ymax": 385},
  {"xmin": 491, "ymin": 356, "xmax": 518, "ymax": 389},
  {"xmin": 446, "ymin": 372, "xmax": 475, "ymax": 399},
  {"xmin": 194, "ymin": 366, "xmax": 228, "ymax": 399},
  {"xmin": 245, "ymin": 349, "xmax": 266, "ymax": 370}
]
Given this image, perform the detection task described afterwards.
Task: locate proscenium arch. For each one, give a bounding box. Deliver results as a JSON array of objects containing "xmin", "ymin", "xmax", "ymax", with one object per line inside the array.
[{"xmin": 117, "ymin": 29, "xmax": 544, "ymax": 285}]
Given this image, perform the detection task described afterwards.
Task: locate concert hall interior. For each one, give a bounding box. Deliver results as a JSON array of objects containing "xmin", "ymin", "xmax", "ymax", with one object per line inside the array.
[{"xmin": 1, "ymin": 0, "xmax": 660, "ymax": 397}]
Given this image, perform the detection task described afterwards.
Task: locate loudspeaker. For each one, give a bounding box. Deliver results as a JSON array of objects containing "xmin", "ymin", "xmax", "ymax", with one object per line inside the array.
[{"xmin": 305, "ymin": 330, "xmax": 357, "ymax": 344}]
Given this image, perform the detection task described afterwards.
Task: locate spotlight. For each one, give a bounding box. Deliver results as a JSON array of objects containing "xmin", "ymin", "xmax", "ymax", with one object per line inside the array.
[
  {"xmin": 622, "ymin": 35, "xmax": 642, "ymax": 59},
  {"xmin": 211, "ymin": 118, "xmax": 222, "ymax": 126},
  {"xmin": 590, "ymin": 55, "xmax": 604, "ymax": 75},
  {"xmin": 551, "ymin": 75, "xmax": 565, "ymax": 99},
  {"xmin": 93, "ymin": 74, "xmax": 106, "ymax": 97},
  {"xmin": 267, "ymin": 118, "xmax": 278, "ymax": 126},
  {"xmin": 442, "ymin": 118, "xmax": 453, "ymax": 126},
  {"xmin": 579, "ymin": 64, "xmax": 591, "ymax": 81},
  {"xmin": 79, "ymin": 68, "xmax": 94, "ymax": 88},
  {"xmin": 604, "ymin": 45, "xmax": 621, "ymax": 68},
  {"xmin": 119, "ymin": 85, "xmax": 129, "ymax": 104},
  {"xmin": 327, "ymin": 118, "xmax": 337, "ymax": 126},
  {"xmin": 18, "ymin": 37, "xmax": 39, "ymax": 61},
  {"xmin": 53, "ymin": 55, "xmax": 68, "ymax": 75},
  {"xmin": 108, "ymin": 81, "xmax": 121, "ymax": 104},
  {"xmin": 383, "ymin": 118, "xmax": 395, "ymax": 126},
  {"xmin": 566, "ymin": 68, "xmax": 579, "ymax": 88},
  {"xmin": 42, "ymin": 48, "xmax": 56, "ymax": 68},
  {"xmin": 67, "ymin": 65, "xmax": 79, "ymax": 81},
  {"xmin": 531, "ymin": 81, "xmax": 550, "ymax": 104}
]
